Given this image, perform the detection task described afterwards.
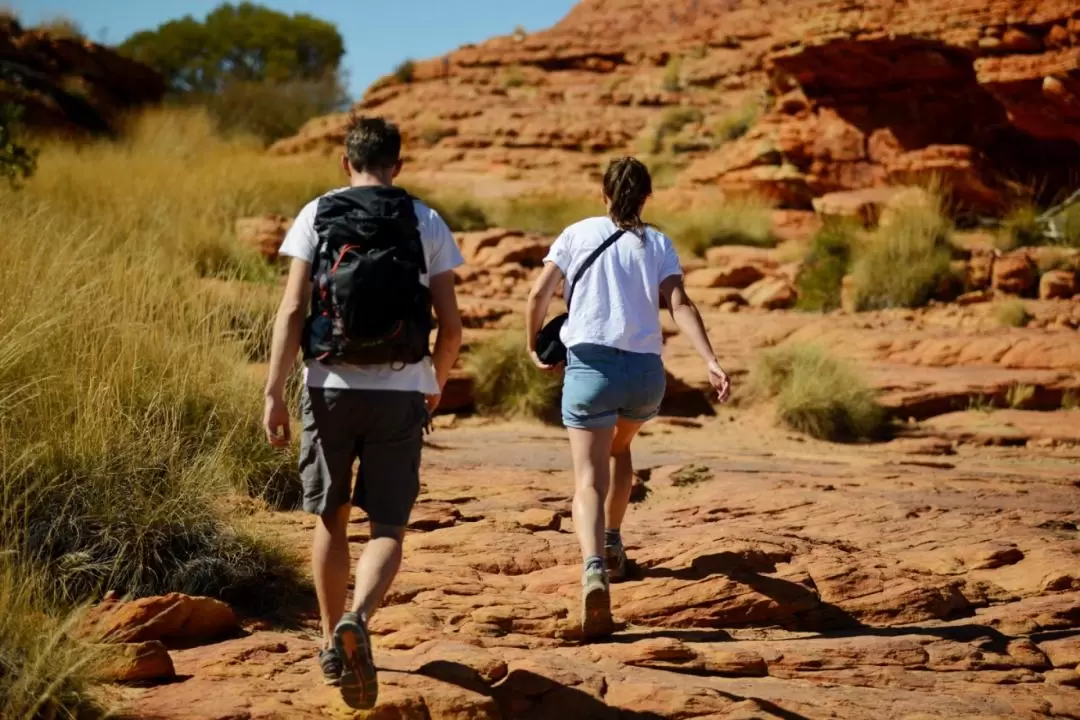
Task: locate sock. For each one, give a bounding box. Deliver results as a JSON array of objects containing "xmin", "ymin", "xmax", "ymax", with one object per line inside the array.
[
  {"xmin": 605, "ymin": 529, "xmax": 622, "ymax": 548},
  {"xmin": 585, "ymin": 555, "xmax": 605, "ymax": 573}
]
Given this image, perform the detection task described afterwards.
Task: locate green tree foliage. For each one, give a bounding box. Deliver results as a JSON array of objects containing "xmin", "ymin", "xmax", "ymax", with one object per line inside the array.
[
  {"xmin": 119, "ymin": 3, "xmax": 348, "ymax": 143},
  {"xmin": 0, "ymin": 104, "xmax": 36, "ymax": 188}
]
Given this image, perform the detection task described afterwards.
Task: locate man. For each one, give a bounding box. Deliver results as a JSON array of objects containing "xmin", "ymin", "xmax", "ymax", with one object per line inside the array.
[{"xmin": 263, "ymin": 116, "xmax": 463, "ymax": 710}]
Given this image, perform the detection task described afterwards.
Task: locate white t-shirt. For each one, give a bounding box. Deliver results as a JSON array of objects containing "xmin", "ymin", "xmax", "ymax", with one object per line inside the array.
[
  {"xmin": 278, "ymin": 187, "xmax": 464, "ymax": 393},
  {"xmin": 544, "ymin": 217, "xmax": 682, "ymax": 357}
]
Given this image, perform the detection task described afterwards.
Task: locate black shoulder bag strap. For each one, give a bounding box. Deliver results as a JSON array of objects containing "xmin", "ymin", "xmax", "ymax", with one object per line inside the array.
[{"xmin": 566, "ymin": 229, "xmax": 625, "ymax": 310}]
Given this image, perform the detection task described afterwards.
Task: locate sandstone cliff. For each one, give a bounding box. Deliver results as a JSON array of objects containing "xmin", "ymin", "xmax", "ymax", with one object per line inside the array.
[
  {"xmin": 0, "ymin": 16, "xmax": 165, "ymax": 136},
  {"xmin": 271, "ymin": 0, "xmax": 1080, "ymax": 213}
]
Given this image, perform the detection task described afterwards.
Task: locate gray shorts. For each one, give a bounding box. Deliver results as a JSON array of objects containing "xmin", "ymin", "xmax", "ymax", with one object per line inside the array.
[{"xmin": 299, "ymin": 387, "xmax": 427, "ymax": 525}]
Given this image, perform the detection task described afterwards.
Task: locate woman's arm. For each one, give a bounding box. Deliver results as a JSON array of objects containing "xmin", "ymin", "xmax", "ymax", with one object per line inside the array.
[
  {"xmin": 526, "ymin": 262, "xmax": 565, "ymax": 367},
  {"xmin": 660, "ymin": 274, "xmax": 732, "ymax": 403}
]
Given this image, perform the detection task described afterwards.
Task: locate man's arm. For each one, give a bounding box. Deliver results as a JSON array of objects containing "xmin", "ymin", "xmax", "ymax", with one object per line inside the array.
[
  {"xmin": 263, "ymin": 257, "xmax": 311, "ymax": 446},
  {"xmin": 427, "ymin": 270, "xmax": 462, "ymax": 412}
]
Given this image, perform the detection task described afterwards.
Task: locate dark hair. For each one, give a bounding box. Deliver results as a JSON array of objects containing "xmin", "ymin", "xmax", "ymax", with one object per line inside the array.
[
  {"xmin": 603, "ymin": 157, "xmax": 653, "ymax": 230},
  {"xmin": 345, "ymin": 115, "xmax": 402, "ymax": 174}
]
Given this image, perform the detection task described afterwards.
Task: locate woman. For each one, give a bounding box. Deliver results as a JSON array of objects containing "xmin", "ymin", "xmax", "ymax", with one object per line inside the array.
[{"xmin": 526, "ymin": 157, "xmax": 732, "ymax": 640}]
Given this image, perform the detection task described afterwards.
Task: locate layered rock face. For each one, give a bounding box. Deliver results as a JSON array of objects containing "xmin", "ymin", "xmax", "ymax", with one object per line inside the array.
[
  {"xmin": 0, "ymin": 17, "xmax": 165, "ymax": 136},
  {"xmin": 272, "ymin": 0, "xmax": 1080, "ymax": 212}
]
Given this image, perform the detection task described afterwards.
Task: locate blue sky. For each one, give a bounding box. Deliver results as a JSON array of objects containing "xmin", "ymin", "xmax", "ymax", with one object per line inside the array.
[{"xmin": 21, "ymin": 0, "xmax": 578, "ymax": 98}]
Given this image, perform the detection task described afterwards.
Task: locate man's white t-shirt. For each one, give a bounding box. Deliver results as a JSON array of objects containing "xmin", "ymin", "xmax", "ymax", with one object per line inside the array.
[
  {"xmin": 544, "ymin": 217, "xmax": 683, "ymax": 357},
  {"xmin": 278, "ymin": 188, "xmax": 464, "ymax": 393}
]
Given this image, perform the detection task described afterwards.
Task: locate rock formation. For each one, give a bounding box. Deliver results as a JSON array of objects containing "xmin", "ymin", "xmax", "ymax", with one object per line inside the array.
[
  {"xmin": 0, "ymin": 16, "xmax": 165, "ymax": 136},
  {"xmin": 270, "ymin": 0, "xmax": 1080, "ymax": 214}
]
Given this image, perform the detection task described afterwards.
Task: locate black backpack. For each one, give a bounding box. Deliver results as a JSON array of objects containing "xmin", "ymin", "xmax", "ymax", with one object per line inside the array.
[{"xmin": 303, "ymin": 186, "xmax": 432, "ymax": 367}]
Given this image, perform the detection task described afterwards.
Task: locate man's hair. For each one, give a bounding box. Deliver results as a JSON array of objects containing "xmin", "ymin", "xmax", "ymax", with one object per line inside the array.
[
  {"xmin": 603, "ymin": 157, "xmax": 653, "ymax": 231},
  {"xmin": 345, "ymin": 115, "xmax": 402, "ymax": 174}
]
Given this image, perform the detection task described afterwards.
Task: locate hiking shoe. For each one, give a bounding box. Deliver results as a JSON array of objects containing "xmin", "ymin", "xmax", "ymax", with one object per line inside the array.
[
  {"xmin": 581, "ymin": 565, "xmax": 614, "ymax": 641},
  {"xmin": 333, "ymin": 611, "xmax": 378, "ymax": 709},
  {"xmin": 318, "ymin": 648, "xmax": 343, "ymax": 687},
  {"xmin": 606, "ymin": 542, "xmax": 629, "ymax": 583}
]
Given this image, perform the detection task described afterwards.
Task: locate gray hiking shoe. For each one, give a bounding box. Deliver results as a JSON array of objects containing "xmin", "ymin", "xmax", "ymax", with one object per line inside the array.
[
  {"xmin": 606, "ymin": 542, "xmax": 629, "ymax": 583},
  {"xmin": 333, "ymin": 611, "xmax": 377, "ymax": 709},
  {"xmin": 581, "ymin": 565, "xmax": 614, "ymax": 640},
  {"xmin": 318, "ymin": 648, "xmax": 342, "ymax": 686}
]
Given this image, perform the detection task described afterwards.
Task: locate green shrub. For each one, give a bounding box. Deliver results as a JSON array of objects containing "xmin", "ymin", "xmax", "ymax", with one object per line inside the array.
[
  {"xmin": 394, "ymin": 59, "xmax": 416, "ymax": 84},
  {"xmin": 849, "ymin": 189, "xmax": 953, "ymax": 310},
  {"xmin": 1052, "ymin": 202, "xmax": 1080, "ymax": 248},
  {"xmin": 649, "ymin": 106, "xmax": 704, "ymax": 153},
  {"xmin": 1063, "ymin": 390, "xmax": 1079, "ymax": 411},
  {"xmin": 33, "ymin": 14, "xmax": 84, "ymax": 39},
  {"xmin": 656, "ymin": 195, "xmax": 776, "ymax": 255},
  {"xmin": 502, "ymin": 66, "xmax": 528, "ymax": 89},
  {"xmin": 491, "ymin": 194, "xmax": 604, "ymax": 236},
  {"xmin": 418, "ymin": 124, "xmax": 455, "ymax": 147},
  {"xmin": 994, "ymin": 299, "xmax": 1032, "ymax": 328},
  {"xmin": 407, "ymin": 187, "xmax": 491, "ymax": 232},
  {"xmin": 796, "ymin": 220, "xmax": 855, "ymax": 312},
  {"xmin": 752, "ymin": 344, "xmax": 887, "ymax": 442},
  {"xmin": 1007, "ymin": 383, "xmax": 1035, "ymax": 409},
  {"xmin": 662, "ymin": 57, "xmax": 683, "ymax": 92},
  {"xmin": 200, "ymin": 73, "xmax": 350, "ymax": 145},
  {"xmin": 0, "ymin": 104, "xmax": 37, "ymax": 188},
  {"xmin": 466, "ymin": 333, "xmax": 561, "ymax": 420},
  {"xmin": 713, "ymin": 100, "xmax": 760, "ymax": 145},
  {"xmin": 645, "ymin": 155, "xmax": 685, "ymax": 190},
  {"xmin": 997, "ymin": 204, "xmax": 1042, "ymax": 250}
]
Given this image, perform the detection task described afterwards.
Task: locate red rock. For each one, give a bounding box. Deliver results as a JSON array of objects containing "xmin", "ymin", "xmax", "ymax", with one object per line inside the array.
[
  {"xmin": 992, "ymin": 251, "xmax": 1038, "ymax": 296},
  {"xmin": 235, "ymin": 215, "xmax": 292, "ymax": 262},
  {"xmin": 957, "ymin": 289, "xmax": 992, "ymax": 305},
  {"xmin": 100, "ymin": 641, "xmax": 176, "ymax": 684},
  {"xmin": 966, "ymin": 250, "xmax": 995, "ymax": 291},
  {"xmin": 0, "ymin": 22, "xmax": 165, "ymax": 136},
  {"xmin": 685, "ymin": 265, "xmax": 765, "ymax": 290},
  {"xmin": 474, "ymin": 234, "xmax": 550, "ymax": 268},
  {"xmin": 812, "ymin": 187, "xmax": 903, "ymax": 226},
  {"xmin": 438, "ymin": 368, "xmax": 474, "ymax": 414},
  {"xmin": 742, "ymin": 277, "xmax": 797, "ymax": 309},
  {"xmin": 459, "ymin": 229, "xmax": 519, "ymax": 265},
  {"xmin": 702, "ymin": 245, "xmax": 780, "ymax": 272},
  {"xmin": 82, "ymin": 593, "xmax": 239, "ymax": 649},
  {"xmin": 1040, "ymin": 269, "xmax": 1078, "ymax": 300}
]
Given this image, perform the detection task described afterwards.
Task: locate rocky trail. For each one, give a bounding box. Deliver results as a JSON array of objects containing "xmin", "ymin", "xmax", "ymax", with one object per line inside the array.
[{"xmin": 109, "ymin": 408, "xmax": 1080, "ymax": 719}]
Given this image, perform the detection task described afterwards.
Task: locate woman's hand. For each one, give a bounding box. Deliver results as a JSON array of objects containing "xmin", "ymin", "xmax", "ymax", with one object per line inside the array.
[
  {"xmin": 707, "ymin": 359, "xmax": 732, "ymax": 404},
  {"xmin": 530, "ymin": 350, "xmax": 561, "ymax": 372}
]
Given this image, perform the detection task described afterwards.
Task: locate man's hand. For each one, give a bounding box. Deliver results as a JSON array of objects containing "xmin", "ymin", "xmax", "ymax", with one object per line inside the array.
[
  {"xmin": 707, "ymin": 359, "xmax": 732, "ymax": 404},
  {"xmin": 426, "ymin": 392, "xmax": 441, "ymax": 415},
  {"xmin": 264, "ymin": 394, "xmax": 291, "ymax": 448}
]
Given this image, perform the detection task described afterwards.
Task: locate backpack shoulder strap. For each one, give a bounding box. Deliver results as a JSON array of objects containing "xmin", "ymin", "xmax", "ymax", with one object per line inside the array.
[{"xmin": 567, "ymin": 229, "xmax": 625, "ymax": 310}]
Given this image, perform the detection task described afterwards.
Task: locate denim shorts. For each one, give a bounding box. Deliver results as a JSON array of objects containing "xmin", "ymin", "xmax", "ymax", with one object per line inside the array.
[{"xmin": 562, "ymin": 344, "xmax": 667, "ymax": 430}]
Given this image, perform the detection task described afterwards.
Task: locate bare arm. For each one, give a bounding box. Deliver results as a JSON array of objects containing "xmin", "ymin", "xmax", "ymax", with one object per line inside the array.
[
  {"xmin": 526, "ymin": 262, "xmax": 565, "ymax": 364},
  {"xmin": 660, "ymin": 274, "xmax": 731, "ymax": 402},
  {"xmin": 428, "ymin": 270, "xmax": 463, "ymax": 411},
  {"xmin": 263, "ymin": 257, "xmax": 311, "ymax": 446}
]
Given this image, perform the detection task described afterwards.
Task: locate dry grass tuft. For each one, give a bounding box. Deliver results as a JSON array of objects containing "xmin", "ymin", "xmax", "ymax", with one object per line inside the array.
[
  {"xmin": 656, "ymin": 195, "xmax": 776, "ymax": 255},
  {"xmin": 752, "ymin": 345, "xmax": 887, "ymax": 442},
  {"xmin": 466, "ymin": 333, "xmax": 561, "ymax": 420},
  {"xmin": 994, "ymin": 300, "xmax": 1032, "ymax": 328}
]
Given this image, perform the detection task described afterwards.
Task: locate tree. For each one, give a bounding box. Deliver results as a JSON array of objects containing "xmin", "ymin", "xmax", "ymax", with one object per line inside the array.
[
  {"xmin": 119, "ymin": 3, "xmax": 349, "ymax": 143},
  {"xmin": 0, "ymin": 104, "xmax": 37, "ymax": 188},
  {"xmin": 121, "ymin": 3, "xmax": 345, "ymax": 94}
]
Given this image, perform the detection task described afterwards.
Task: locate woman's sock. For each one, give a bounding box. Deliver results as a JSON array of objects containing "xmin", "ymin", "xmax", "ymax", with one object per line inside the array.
[{"xmin": 605, "ymin": 529, "xmax": 622, "ymax": 548}]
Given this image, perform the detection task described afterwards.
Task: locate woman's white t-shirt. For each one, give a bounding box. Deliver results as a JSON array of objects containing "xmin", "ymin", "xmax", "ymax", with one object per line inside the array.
[{"xmin": 543, "ymin": 217, "xmax": 683, "ymax": 357}]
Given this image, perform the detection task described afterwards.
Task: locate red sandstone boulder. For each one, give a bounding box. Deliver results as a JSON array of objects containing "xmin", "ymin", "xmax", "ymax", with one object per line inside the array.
[
  {"xmin": 812, "ymin": 187, "xmax": 902, "ymax": 226},
  {"xmin": 1040, "ymin": 269, "xmax": 1079, "ymax": 300},
  {"xmin": 992, "ymin": 252, "xmax": 1038, "ymax": 296},
  {"xmin": 685, "ymin": 265, "xmax": 765, "ymax": 290},
  {"xmin": 100, "ymin": 641, "xmax": 176, "ymax": 684},
  {"xmin": 82, "ymin": 593, "xmax": 239, "ymax": 649},
  {"xmin": 742, "ymin": 277, "xmax": 797, "ymax": 309},
  {"xmin": 235, "ymin": 215, "xmax": 292, "ymax": 262}
]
